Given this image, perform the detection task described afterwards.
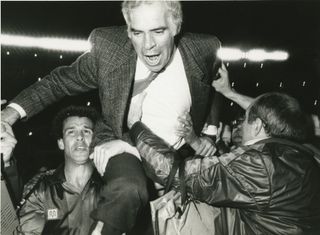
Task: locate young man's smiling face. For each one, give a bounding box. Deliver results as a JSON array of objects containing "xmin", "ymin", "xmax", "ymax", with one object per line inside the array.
[{"xmin": 127, "ymin": 2, "xmax": 178, "ymax": 72}]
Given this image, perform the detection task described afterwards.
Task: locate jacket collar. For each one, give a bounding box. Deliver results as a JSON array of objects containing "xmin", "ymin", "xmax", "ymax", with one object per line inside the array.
[
  {"xmin": 48, "ymin": 164, "xmax": 103, "ymax": 187},
  {"xmin": 177, "ymin": 35, "xmax": 212, "ymax": 134}
]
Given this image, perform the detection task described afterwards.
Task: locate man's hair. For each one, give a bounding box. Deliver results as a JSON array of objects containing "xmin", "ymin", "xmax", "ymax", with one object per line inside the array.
[
  {"xmin": 121, "ymin": 0, "xmax": 183, "ymax": 33},
  {"xmin": 51, "ymin": 105, "xmax": 99, "ymax": 140},
  {"xmin": 247, "ymin": 92, "xmax": 309, "ymax": 142}
]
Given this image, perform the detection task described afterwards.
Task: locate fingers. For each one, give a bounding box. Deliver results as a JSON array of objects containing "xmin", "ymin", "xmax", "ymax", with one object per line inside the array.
[
  {"xmin": 89, "ymin": 140, "xmax": 129, "ymax": 176},
  {"xmin": 221, "ymin": 62, "xmax": 227, "ymax": 70},
  {"xmin": 1, "ymin": 131, "xmax": 17, "ymax": 162},
  {"xmin": 1, "ymin": 121, "xmax": 14, "ymax": 136},
  {"xmin": 175, "ymin": 129, "xmax": 189, "ymax": 138},
  {"xmin": 177, "ymin": 116, "xmax": 192, "ymax": 129},
  {"xmin": 91, "ymin": 146, "xmax": 110, "ymax": 176},
  {"xmin": 212, "ymin": 64, "xmax": 231, "ymax": 94},
  {"xmin": 1, "ymin": 131, "xmax": 17, "ymax": 144}
]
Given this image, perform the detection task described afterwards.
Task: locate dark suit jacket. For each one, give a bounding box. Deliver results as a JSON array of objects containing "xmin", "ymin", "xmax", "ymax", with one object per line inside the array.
[{"xmin": 11, "ymin": 26, "xmax": 221, "ymax": 147}]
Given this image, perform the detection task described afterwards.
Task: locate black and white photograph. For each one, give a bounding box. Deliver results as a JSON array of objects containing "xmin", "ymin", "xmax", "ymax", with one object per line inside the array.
[{"xmin": 1, "ymin": 1, "xmax": 320, "ymax": 234}]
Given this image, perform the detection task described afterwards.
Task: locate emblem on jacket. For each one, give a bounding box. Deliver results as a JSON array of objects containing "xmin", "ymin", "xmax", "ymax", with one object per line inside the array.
[{"xmin": 47, "ymin": 209, "xmax": 58, "ymax": 220}]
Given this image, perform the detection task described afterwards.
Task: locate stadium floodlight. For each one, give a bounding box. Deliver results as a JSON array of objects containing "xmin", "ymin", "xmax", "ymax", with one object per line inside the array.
[
  {"xmin": 245, "ymin": 49, "xmax": 267, "ymax": 62},
  {"xmin": 218, "ymin": 47, "xmax": 289, "ymax": 62},
  {"xmin": 266, "ymin": 50, "xmax": 289, "ymax": 61},
  {"xmin": 1, "ymin": 34, "xmax": 90, "ymax": 52},
  {"xmin": 1, "ymin": 34, "xmax": 289, "ymax": 61},
  {"xmin": 217, "ymin": 48, "xmax": 244, "ymax": 61}
]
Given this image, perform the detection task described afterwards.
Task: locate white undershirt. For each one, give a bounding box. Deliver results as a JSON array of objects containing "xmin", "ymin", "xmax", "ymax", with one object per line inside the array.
[{"xmin": 133, "ymin": 49, "xmax": 191, "ymax": 148}]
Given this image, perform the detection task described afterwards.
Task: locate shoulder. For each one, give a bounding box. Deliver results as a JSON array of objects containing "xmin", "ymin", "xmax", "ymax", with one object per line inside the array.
[
  {"xmin": 219, "ymin": 145, "xmax": 269, "ymax": 177},
  {"xmin": 180, "ymin": 32, "xmax": 221, "ymax": 51},
  {"xmin": 178, "ymin": 32, "xmax": 221, "ymax": 75},
  {"xmin": 89, "ymin": 26, "xmax": 129, "ymax": 48},
  {"xmin": 22, "ymin": 169, "xmax": 56, "ymax": 198}
]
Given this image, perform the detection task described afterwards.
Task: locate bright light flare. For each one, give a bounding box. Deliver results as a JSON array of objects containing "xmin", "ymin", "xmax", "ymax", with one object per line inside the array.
[
  {"xmin": 266, "ymin": 51, "xmax": 289, "ymax": 61},
  {"xmin": 246, "ymin": 49, "xmax": 267, "ymax": 61},
  {"xmin": 217, "ymin": 48, "xmax": 245, "ymax": 61},
  {"xmin": 218, "ymin": 48, "xmax": 289, "ymax": 62},
  {"xmin": 1, "ymin": 34, "xmax": 289, "ymax": 61},
  {"xmin": 1, "ymin": 34, "xmax": 91, "ymax": 52}
]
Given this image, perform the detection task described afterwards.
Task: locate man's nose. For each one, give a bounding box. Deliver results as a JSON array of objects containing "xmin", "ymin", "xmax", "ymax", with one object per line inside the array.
[
  {"xmin": 144, "ymin": 34, "xmax": 156, "ymax": 50},
  {"xmin": 76, "ymin": 131, "xmax": 84, "ymax": 141}
]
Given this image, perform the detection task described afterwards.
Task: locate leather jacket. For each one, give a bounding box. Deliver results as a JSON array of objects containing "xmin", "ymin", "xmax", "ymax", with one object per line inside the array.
[
  {"xmin": 18, "ymin": 164, "xmax": 103, "ymax": 235},
  {"xmin": 130, "ymin": 122, "xmax": 320, "ymax": 235}
]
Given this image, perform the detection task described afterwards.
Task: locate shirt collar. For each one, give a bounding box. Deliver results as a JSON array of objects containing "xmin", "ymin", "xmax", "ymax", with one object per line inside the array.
[{"xmin": 49, "ymin": 164, "xmax": 103, "ymax": 187}]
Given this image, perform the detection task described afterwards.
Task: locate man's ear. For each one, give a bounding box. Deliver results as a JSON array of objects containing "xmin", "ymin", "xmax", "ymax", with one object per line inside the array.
[
  {"xmin": 253, "ymin": 118, "xmax": 264, "ymax": 136},
  {"xmin": 57, "ymin": 139, "xmax": 64, "ymax": 150},
  {"xmin": 127, "ymin": 28, "xmax": 132, "ymax": 39}
]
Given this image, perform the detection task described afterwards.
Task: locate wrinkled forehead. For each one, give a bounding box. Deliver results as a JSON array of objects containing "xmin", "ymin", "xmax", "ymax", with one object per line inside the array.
[{"xmin": 62, "ymin": 116, "xmax": 93, "ymax": 129}]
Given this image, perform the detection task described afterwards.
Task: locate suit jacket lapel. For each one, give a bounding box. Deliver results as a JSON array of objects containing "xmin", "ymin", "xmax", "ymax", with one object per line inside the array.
[
  {"xmin": 178, "ymin": 37, "xmax": 212, "ymax": 134},
  {"xmin": 102, "ymin": 40, "xmax": 137, "ymax": 138}
]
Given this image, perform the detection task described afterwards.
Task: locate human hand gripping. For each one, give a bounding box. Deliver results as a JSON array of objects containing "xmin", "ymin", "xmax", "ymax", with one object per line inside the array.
[
  {"xmin": 212, "ymin": 63, "xmax": 233, "ymax": 96},
  {"xmin": 176, "ymin": 113, "xmax": 216, "ymax": 157},
  {"xmin": 1, "ymin": 99, "xmax": 20, "ymax": 156},
  {"xmin": 89, "ymin": 140, "xmax": 140, "ymax": 176},
  {"xmin": 1, "ymin": 121, "xmax": 17, "ymax": 167},
  {"xmin": 176, "ymin": 113, "xmax": 198, "ymax": 145}
]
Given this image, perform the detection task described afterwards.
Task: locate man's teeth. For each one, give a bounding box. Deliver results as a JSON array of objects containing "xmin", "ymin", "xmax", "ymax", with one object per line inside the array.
[
  {"xmin": 76, "ymin": 146, "xmax": 87, "ymax": 150},
  {"xmin": 146, "ymin": 55, "xmax": 160, "ymax": 65}
]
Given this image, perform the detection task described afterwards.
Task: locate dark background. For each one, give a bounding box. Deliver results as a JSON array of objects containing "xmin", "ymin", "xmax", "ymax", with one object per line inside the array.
[{"xmin": 1, "ymin": 1, "xmax": 320, "ymax": 182}]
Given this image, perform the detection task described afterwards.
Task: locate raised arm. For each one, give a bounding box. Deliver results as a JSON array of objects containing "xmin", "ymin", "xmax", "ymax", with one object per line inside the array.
[
  {"xmin": 2, "ymin": 29, "xmax": 102, "ymax": 125},
  {"xmin": 212, "ymin": 63, "xmax": 254, "ymax": 110}
]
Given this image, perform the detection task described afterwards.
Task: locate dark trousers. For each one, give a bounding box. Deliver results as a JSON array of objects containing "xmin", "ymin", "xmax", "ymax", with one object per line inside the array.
[{"xmin": 90, "ymin": 152, "xmax": 149, "ymax": 235}]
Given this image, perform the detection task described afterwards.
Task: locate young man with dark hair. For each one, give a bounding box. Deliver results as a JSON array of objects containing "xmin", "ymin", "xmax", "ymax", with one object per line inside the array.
[{"xmin": 5, "ymin": 106, "xmax": 103, "ymax": 234}]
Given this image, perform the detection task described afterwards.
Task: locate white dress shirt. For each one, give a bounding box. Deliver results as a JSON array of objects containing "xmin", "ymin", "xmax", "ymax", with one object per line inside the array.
[{"xmin": 132, "ymin": 49, "xmax": 191, "ymax": 149}]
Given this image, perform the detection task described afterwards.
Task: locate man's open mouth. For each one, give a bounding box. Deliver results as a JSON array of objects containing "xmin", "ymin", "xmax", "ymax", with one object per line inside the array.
[
  {"xmin": 75, "ymin": 146, "xmax": 88, "ymax": 151},
  {"xmin": 145, "ymin": 54, "xmax": 160, "ymax": 65}
]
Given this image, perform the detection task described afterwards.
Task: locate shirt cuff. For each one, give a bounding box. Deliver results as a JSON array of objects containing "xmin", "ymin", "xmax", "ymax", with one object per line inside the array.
[
  {"xmin": 7, "ymin": 103, "xmax": 26, "ymax": 119},
  {"xmin": 202, "ymin": 125, "xmax": 218, "ymax": 136}
]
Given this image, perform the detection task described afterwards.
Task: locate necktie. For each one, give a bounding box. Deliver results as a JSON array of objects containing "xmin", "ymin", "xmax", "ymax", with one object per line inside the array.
[{"xmin": 132, "ymin": 72, "xmax": 158, "ymax": 97}]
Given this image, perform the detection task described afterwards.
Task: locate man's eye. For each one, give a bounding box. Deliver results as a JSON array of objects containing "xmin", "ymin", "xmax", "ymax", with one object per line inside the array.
[
  {"xmin": 133, "ymin": 31, "xmax": 141, "ymax": 36},
  {"xmin": 83, "ymin": 129, "xmax": 93, "ymax": 135},
  {"xmin": 66, "ymin": 130, "xmax": 75, "ymax": 135},
  {"xmin": 155, "ymin": 30, "xmax": 164, "ymax": 34}
]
